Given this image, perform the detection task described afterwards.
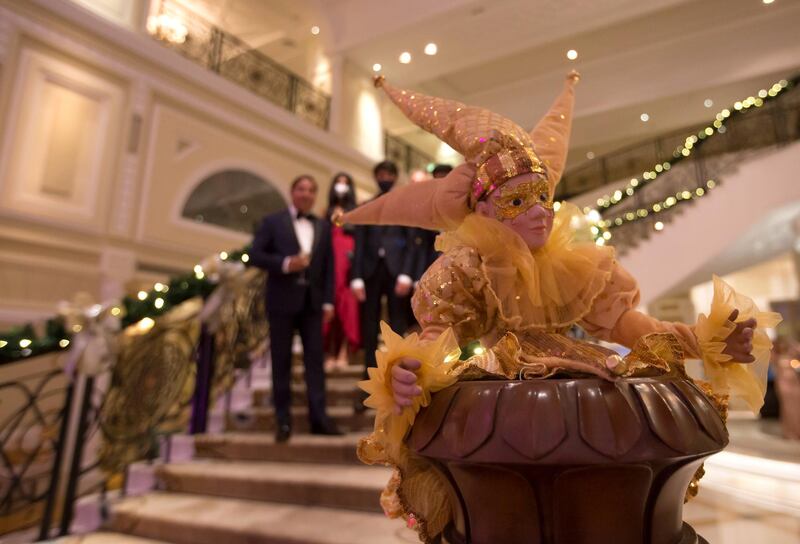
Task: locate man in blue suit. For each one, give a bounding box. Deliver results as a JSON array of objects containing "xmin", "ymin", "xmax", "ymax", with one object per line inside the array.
[{"xmin": 250, "ymin": 175, "xmax": 342, "ymax": 442}]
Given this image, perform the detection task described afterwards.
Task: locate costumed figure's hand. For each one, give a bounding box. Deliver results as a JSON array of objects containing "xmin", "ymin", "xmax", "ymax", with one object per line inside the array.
[
  {"xmin": 394, "ymin": 279, "xmax": 412, "ymax": 297},
  {"xmin": 391, "ymin": 358, "xmax": 422, "ymax": 415},
  {"xmin": 323, "ymin": 306, "xmax": 335, "ymax": 324},
  {"xmin": 351, "ymin": 285, "xmax": 366, "ymax": 302},
  {"xmin": 286, "ymin": 254, "xmax": 310, "ymax": 273},
  {"xmin": 722, "ymin": 309, "xmax": 757, "ymax": 363}
]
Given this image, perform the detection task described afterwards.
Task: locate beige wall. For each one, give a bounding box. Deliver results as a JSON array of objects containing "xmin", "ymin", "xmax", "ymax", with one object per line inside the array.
[{"xmin": 0, "ymin": 0, "xmax": 375, "ymax": 325}]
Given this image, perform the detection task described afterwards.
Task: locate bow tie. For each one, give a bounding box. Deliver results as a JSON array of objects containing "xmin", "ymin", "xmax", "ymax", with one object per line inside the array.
[{"xmin": 295, "ymin": 211, "xmax": 312, "ymax": 220}]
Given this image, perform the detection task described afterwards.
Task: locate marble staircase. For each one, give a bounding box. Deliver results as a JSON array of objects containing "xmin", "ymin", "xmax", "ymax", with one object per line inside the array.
[{"xmin": 55, "ymin": 362, "xmax": 416, "ymax": 544}]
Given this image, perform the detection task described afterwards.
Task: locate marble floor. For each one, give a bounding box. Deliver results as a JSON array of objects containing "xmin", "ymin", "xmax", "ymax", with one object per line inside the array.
[
  {"xmin": 685, "ymin": 495, "xmax": 800, "ymax": 543},
  {"xmin": 683, "ymin": 414, "xmax": 800, "ymax": 543}
]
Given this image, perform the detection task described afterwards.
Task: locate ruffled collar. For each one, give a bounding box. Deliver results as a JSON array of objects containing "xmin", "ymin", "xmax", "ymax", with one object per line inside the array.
[{"xmin": 436, "ymin": 202, "xmax": 615, "ymax": 329}]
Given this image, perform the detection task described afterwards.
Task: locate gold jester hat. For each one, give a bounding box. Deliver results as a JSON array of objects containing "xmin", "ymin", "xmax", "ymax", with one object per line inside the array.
[{"xmin": 343, "ymin": 72, "xmax": 579, "ymax": 230}]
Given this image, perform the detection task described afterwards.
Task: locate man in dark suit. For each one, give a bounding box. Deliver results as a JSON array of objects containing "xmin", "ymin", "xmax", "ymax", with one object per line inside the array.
[
  {"xmin": 250, "ymin": 175, "xmax": 342, "ymax": 442},
  {"xmin": 409, "ymin": 164, "xmax": 452, "ymax": 283},
  {"xmin": 351, "ymin": 161, "xmax": 416, "ymax": 410}
]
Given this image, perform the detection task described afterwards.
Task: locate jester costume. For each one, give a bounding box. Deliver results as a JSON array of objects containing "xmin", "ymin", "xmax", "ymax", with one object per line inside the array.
[{"xmin": 344, "ymin": 73, "xmax": 780, "ymax": 542}]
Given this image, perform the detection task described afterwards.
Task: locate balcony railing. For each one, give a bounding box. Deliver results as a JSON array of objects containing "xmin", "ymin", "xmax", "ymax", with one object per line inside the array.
[
  {"xmin": 147, "ymin": 0, "xmax": 331, "ymax": 130},
  {"xmin": 384, "ymin": 132, "xmax": 437, "ymax": 174}
]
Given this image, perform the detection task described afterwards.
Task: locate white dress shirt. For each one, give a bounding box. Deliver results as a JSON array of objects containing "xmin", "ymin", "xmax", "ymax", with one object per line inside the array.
[
  {"xmin": 282, "ymin": 205, "xmax": 314, "ymax": 273},
  {"xmin": 283, "ymin": 206, "xmax": 333, "ymax": 312}
]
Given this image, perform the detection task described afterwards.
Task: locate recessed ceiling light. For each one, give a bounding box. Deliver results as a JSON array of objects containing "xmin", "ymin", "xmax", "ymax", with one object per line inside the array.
[
  {"xmin": 399, "ymin": 51, "xmax": 412, "ymax": 64},
  {"xmin": 310, "ymin": 26, "xmax": 320, "ymax": 35},
  {"xmin": 762, "ymin": 0, "xmax": 775, "ymax": 4},
  {"xmin": 424, "ymin": 43, "xmax": 438, "ymax": 56},
  {"xmin": 372, "ymin": 63, "xmax": 382, "ymax": 72},
  {"xmin": 654, "ymin": 221, "xmax": 664, "ymax": 231},
  {"xmin": 566, "ymin": 49, "xmax": 578, "ymax": 60},
  {"xmin": 703, "ymin": 98, "xmax": 713, "ymax": 108},
  {"xmin": 640, "ymin": 113, "xmax": 650, "ymax": 122},
  {"xmin": 586, "ymin": 151, "xmax": 595, "ymax": 159}
]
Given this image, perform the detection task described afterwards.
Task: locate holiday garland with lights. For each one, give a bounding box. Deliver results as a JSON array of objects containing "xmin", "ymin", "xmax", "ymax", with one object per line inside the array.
[
  {"xmin": 585, "ymin": 76, "xmax": 797, "ymax": 244},
  {"xmin": 0, "ymin": 247, "xmax": 251, "ymax": 364}
]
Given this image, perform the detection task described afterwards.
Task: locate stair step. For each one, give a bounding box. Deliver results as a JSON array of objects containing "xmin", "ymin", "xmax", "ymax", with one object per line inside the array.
[
  {"xmin": 226, "ymin": 406, "xmax": 375, "ymax": 433},
  {"xmin": 109, "ymin": 492, "xmax": 415, "ymax": 544},
  {"xmin": 53, "ymin": 532, "xmax": 170, "ymax": 544},
  {"xmin": 194, "ymin": 432, "xmax": 364, "ymax": 464},
  {"xmin": 292, "ymin": 364, "xmax": 364, "ymax": 382},
  {"xmin": 253, "ymin": 381, "xmax": 359, "ymax": 407},
  {"xmin": 157, "ymin": 460, "xmax": 390, "ymax": 512}
]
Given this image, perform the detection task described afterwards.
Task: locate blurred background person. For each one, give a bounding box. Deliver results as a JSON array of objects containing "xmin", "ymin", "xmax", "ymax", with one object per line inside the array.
[
  {"xmin": 351, "ymin": 160, "xmax": 416, "ymax": 411},
  {"xmin": 403, "ymin": 164, "xmax": 454, "ymax": 333},
  {"xmin": 410, "ymin": 164, "xmax": 452, "ymax": 282},
  {"xmin": 323, "ymin": 172, "xmax": 361, "ymax": 371},
  {"xmin": 250, "ymin": 175, "xmax": 342, "ymax": 442},
  {"xmin": 771, "ymin": 336, "xmax": 800, "ymax": 439}
]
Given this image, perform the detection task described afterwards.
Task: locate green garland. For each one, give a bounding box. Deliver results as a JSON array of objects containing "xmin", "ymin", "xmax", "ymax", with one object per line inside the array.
[{"xmin": 0, "ymin": 246, "xmax": 251, "ymax": 365}]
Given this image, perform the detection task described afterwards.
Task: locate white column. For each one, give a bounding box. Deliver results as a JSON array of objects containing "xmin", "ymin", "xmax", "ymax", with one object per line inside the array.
[
  {"xmin": 328, "ymin": 52, "xmax": 345, "ymax": 136},
  {"xmin": 99, "ymin": 248, "xmax": 137, "ymax": 301}
]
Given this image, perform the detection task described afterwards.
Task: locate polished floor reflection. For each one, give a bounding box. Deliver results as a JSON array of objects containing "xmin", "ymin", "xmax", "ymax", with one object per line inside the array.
[
  {"xmin": 685, "ymin": 415, "xmax": 800, "ymax": 543},
  {"xmin": 685, "ymin": 495, "xmax": 800, "ymax": 543}
]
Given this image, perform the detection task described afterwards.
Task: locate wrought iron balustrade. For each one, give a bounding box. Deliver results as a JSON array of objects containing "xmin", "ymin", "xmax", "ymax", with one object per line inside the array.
[
  {"xmin": 0, "ymin": 358, "xmax": 71, "ymax": 539},
  {"xmin": 149, "ymin": 0, "xmax": 331, "ymax": 130},
  {"xmin": 0, "ymin": 271, "xmax": 268, "ymax": 540},
  {"xmin": 384, "ymin": 132, "xmax": 437, "ymax": 174}
]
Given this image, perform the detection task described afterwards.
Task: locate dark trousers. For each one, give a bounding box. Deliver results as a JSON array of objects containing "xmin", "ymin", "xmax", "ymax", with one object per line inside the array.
[
  {"xmin": 268, "ymin": 291, "xmax": 327, "ymax": 426},
  {"xmin": 361, "ymin": 259, "xmax": 409, "ymax": 378}
]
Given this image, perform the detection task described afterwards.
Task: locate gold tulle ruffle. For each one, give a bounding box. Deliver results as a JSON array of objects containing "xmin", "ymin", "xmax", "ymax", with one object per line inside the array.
[
  {"xmin": 435, "ymin": 202, "xmax": 615, "ymax": 330},
  {"xmin": 695, "ymin": 275, "xmax": 782, "ymax": 414}
]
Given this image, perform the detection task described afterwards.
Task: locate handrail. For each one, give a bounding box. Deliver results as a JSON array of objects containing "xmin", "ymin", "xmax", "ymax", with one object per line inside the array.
[{"xmin": 148, "ymin": 0, "xmax": 331, "ymax": 130}]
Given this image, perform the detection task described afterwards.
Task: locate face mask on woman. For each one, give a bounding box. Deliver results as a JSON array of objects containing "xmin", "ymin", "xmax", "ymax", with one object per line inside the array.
[{"xmin": 334, "ymin": 182, "xmax": 350, "ymax": 197}]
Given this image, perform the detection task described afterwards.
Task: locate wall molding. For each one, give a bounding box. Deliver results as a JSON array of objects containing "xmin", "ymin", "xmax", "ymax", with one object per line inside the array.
[{"xmin": 9, "ymin": 1, "xmax": 373, "ymax": 170}]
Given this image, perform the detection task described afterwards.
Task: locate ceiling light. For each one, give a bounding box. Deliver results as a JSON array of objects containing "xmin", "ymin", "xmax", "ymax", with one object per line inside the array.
[
  {"xmin": 372, "ymin": 63, "xmax": 382, "ymax": 72},
  {"xmin": 586, "ymin": 151, "xmax": 595, "ymax": 159},
  {"xmin": 424, "ymin": 43, "xmax": 438, "ymax": 56},
  {"xmin": 654, "ymin": 221, "xmax": 664, "ymax": 231},
  {"xmin": 310, "ymin": 26, "xmax": 320, "ymax": 35},
  {"xmin": 640, "ymin": 113, "xmax": 650, "ymax": 122},
  {"xmin": 566, "ymin": 49, "xmax": 578, "ymax": 60},
  {"xmin": 399, "ymin": 52, "xmax": 412, "ymax": 64},
  {"xmin": 762, "ymin": 0, "xmax": 774, "ymax": 4},
  {"xmin": 703, "ymin": 98, "xmax": 713, "ymax": 108}
]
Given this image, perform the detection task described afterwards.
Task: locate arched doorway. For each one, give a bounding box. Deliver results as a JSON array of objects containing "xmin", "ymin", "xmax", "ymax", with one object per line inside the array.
[{"xmin": 181, "ymin": 169, "xmax": 286, "ymax": 234}]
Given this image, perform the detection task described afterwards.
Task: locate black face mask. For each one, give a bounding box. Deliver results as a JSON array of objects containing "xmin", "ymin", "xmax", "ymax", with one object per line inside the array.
[{"xmin": 377, "ymin": 180, "xmax": 394, "ymax": 193}]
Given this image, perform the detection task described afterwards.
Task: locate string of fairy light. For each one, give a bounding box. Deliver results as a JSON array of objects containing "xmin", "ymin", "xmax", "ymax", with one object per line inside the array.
[
  {"xmin": 583, "ymin": 77, "xmax": 794, "ymax": 245},
  {"xmin": 0, "ymin": 248, "xmax": 251, "ymax": 364}
]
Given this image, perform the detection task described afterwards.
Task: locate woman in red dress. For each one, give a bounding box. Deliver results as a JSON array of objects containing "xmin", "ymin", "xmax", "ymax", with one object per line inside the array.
[{"xmin": 324, "ymin": 173, "xmax": 361, "ymax": 370}]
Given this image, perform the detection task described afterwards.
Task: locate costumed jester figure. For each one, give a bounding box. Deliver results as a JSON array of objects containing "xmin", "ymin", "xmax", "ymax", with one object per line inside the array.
[{"xmin": 343, "ymin": 72, "xmax": 781, "ymax": 543}]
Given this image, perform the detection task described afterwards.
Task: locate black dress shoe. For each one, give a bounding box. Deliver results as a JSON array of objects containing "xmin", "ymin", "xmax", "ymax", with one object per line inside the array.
[
  {"xmin": 310, "ymin": 419, "xmax": 344, "ymax": 436},
  {"xmin": 353, "ymin": 389, "xmax": 368, "ymax": 414},
  {"xmin": 275, "ymin": 423, "xmax": 291, "ymax": 443}
]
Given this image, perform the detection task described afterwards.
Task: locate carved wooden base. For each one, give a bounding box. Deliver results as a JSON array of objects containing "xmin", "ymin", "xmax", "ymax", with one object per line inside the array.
[{"xmin": 409, "ymin": 378, "xmax": 727, "ymax": 544}]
